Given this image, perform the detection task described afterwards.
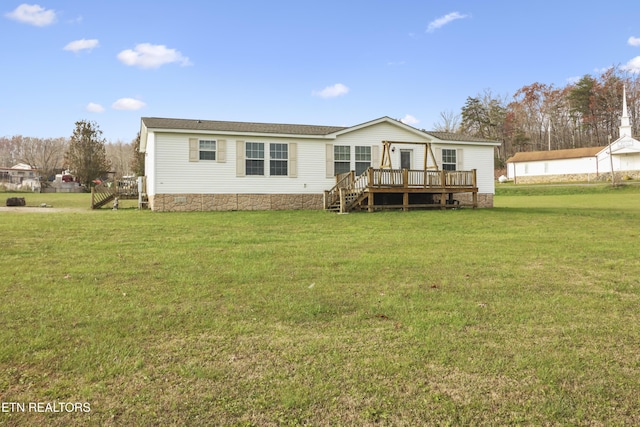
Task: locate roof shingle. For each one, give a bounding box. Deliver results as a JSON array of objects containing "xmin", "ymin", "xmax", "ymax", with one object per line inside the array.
[
  {"xmin": 506, "ymin": 146, "xmax": 605, "ymax": 163},
  {"xmin": 142, "ymin": 117, "xmax": 347, "ymax": 136}
]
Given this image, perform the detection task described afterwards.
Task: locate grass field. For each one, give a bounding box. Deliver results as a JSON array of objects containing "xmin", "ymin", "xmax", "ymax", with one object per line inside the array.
[{"xmin": 1, "ymin": 185, "xmax": 640, "ymax": 426}]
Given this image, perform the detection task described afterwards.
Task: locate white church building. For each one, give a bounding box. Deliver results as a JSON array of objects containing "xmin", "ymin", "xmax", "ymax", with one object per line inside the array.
[{"xmin": 506, "ymin": 88, "xmax": 640, "ymax": 184}]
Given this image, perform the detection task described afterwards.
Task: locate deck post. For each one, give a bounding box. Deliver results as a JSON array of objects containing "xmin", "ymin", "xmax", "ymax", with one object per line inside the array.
[
  {"xmin": 472, "ymin": 169, "xmax": 478, "ymax": 208},
  {"xmin": 339, "ymin": 188, "xmax": 346, "ymax": 214},
  {"xmin": 402, "ymin": 168, "xmax": 409, "ymax": 211}
]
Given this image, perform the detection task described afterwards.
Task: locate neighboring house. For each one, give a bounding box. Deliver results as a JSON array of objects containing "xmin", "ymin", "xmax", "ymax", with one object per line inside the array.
[
  {"xmin": 139, "ymin": 116, "xmax": 500, "ymax": 212},
  {"xmin": 0, "ymin": 163, "xmax": 40, "ymax": 191},
  {"xmin": 506, "ymin": 87, "xmax": 640, "ymax": 184}
]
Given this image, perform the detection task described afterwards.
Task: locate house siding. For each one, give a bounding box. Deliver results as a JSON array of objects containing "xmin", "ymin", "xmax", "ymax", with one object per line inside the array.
[
  {"xmin": 145, "ymin": 131, "xmax": 156, "ymax": 195},
  {"xmin": 508, "ymin": 157, "xmax": 600, "ymax": 183}
]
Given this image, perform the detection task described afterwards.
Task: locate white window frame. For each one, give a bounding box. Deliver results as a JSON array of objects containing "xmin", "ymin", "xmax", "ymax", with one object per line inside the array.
[
  {"xmin": 269, "ymin": 143, "xmax": 288, "ymax": 176},
  {"xmin": 334, "ymin": 145, "xmax": 351, "ymax": 175},
  {"xmin": 442, "ymin": 148, "xmax": 457, "ymax": 171},
  {"xmin": 246, "ymin": 142, "xmax": 265, "ymax": 175},
  {"xmin": 199, "ymin": 140, "xmax": 216, "ymax": 161},
  {"xmin": 355, "ymin": 146, "xmax": 371, "ymax": 175}
]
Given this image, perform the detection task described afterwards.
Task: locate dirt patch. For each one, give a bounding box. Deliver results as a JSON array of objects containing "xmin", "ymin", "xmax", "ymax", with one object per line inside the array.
[{"xmin": 0, "ymin": 206, "xmax": 91, "ymax": 213}]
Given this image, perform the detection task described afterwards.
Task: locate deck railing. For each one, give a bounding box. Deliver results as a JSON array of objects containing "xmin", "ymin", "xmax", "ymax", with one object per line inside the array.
[{"xmin": 369, "ymin": 168, "xmax": 476, "ymax": 189}]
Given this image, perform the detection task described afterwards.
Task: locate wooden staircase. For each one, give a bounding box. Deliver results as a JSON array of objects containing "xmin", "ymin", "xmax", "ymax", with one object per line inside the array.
[
  {"xmin": 91, "ymin": 190, "xmax": 115, "ymax": 209},
  {"xmin": 91, "ymin": 179, "xmax": 141, "ymax": 209},
  {"xmin": 324, "ymin": 170, "xmax": 369, "ymax": 213}
]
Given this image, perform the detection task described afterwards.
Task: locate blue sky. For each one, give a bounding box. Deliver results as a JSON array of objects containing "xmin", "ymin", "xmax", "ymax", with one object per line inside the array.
[{"xmin": 3, "ymin": 1, "xmax": 640, "ymax": 142}]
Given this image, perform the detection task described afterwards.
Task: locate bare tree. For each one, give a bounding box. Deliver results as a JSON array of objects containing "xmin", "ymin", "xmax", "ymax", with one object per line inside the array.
[
  {"xmin": 18, "ymin": 137, "xmax": 67, "ymax": 185},
  {"xmin": 0, "ymin": 136, "xmax": 25, "ymax": 167},
  {"xmin": 105, "ymin": 140, "xmax": 134, "ymax": 178},
  {"xmin": 432, "ymin": 110, "xmax": 461, "ymax": 133}
]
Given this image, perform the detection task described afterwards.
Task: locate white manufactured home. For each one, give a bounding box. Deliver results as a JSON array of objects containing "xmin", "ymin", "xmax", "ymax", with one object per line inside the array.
[{"xmin": 139, "ymin": 116, "xmax": 500, "ymax": 212}]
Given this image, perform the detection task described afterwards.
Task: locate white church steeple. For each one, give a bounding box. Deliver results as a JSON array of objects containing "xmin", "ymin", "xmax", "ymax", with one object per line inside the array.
[{"xmin": 620, "ymin": 85, "xmax": 632, "ymax": 138}]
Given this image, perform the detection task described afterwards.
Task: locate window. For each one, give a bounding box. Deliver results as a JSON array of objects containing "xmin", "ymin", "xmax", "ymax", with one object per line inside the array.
[
  {"xmin": 334, "ymin": 146, "xmax": 350, "ymax": 175},
  {"xmin": 355, "ymin": 146, "xmax": 371, "ymax": 175},
  {"xmin": 270, "ymin": 143, "xmax": 288, "ymax": 176},
  {"xmin": 246, "ymin": 142, "xmax": 264, "ymax": 175},
  {"xmin": 442, "ymin": 149, "xmax": 457, "ymax": 171},
  {"xmin": 199, "ymin": 140, "xmax": 216, "ymax": 160}
]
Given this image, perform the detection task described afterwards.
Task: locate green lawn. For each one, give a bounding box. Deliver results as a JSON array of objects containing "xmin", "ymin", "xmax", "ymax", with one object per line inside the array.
[{"xmin": 1, "ymin": 186, "xmax": 640, "ymax": 425}]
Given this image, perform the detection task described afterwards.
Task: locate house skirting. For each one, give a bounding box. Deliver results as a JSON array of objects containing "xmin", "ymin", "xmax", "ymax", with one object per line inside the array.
[
  {"xmin": 149, "ymin": 193, "xmax": 324, "ymax": 212},
  {"xmin": 149, "ymin": 192, "xmax": 493, "ymax": 211},
  {"xmin": 457, "ymin": 193, "xmax": 493, "ymax": 208},
  {"xmin": 513, "ymin": 170, "xmax": 640, "ymax": 184}
]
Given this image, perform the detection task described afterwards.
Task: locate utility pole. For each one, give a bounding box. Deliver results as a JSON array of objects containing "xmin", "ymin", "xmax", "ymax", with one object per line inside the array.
[{"xmin": 608, "ymin": 134, "xmax": 615, "ymax": 187}]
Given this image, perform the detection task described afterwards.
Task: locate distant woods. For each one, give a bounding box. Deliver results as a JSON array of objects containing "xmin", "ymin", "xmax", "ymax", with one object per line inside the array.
[
  {"xmin": 433, "ymin": 66, "xmax": 640, "ymax": 167},
  {"xmin": 3, "ymin": 66, "xmax": 639, "ymax": 175},
  {"xmin": 0, "ymin": 124, "xmax": 143, "ymax": 187}
]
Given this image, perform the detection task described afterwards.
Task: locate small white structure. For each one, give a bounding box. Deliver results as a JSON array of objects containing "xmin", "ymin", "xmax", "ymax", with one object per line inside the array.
[
  {"xmin": 0, "ymin": 163, "xmax": 40, "ymax": 191},
  {"xmin": 506, "ymin": 87, "xmax": 640, "ymax": 184},
  {"xmin": 139, "ymin": 116, "xmax": 500, "ymax": 212},
  {"xmin": 506, "ymin": 147, "xmax": 604, "ymax": 184}
]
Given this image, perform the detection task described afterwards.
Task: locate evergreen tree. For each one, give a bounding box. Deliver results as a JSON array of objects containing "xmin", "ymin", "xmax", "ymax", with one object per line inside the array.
[
  {"xmin": 65, "ymin": 120, "xmax": 110, "ymax": 187},
  {"xmin": 130, "ymin": 132, "xmax": 145, "ymax": 176}
]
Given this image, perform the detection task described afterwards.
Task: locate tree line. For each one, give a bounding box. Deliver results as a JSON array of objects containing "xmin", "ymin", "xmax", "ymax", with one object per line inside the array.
[
  {"xmin": 4, "ymin": 66, "xmax": 639, "ymax": 180},
  {"xmin": 435, "ymin": 66, "xmax": 640, "ymax": 167},
  {"xmin": 0, "ymin": 120, "xmax": 144, "ymax": 188}
]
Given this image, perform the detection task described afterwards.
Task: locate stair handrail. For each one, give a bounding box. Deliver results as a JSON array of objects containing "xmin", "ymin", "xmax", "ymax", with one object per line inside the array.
[
  {"xmin": 338, "ymin": 168, "xmax": 371, "ymax": 212},
  {"xmin": 324, "ymin": 171, "xmax": 354, "ymax": 209}
]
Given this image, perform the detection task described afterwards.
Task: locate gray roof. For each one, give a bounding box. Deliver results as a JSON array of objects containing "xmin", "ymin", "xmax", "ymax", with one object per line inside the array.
[
  {"xmin": 506, "ymin": 146, "xmax": 605, "ymax": 163},
  {"xmin": 141, "ymin": 116, "xmax": 499, "ymax": 144},
  {"xmin": 141, "ymin": 117, "xmax": 347, "ymax": 136},
  {"xmin": 423, "ymin": 131, "xmax": 498, "ymax": 143}
]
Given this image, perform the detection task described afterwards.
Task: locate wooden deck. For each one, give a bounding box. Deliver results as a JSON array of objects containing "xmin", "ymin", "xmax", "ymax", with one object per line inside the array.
[{"xmin": 324, "ymin": 168, "xmax": 478, "ymax": 213}]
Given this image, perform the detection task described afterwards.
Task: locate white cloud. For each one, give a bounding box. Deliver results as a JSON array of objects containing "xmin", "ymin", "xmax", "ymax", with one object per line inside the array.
[
  {"xmin": 117, "ymin": 43, "xmax": 191, "ymax": 69},
  {"xmin": 112, "ymin": 98, "xmax": 146, "ymax": 111},
  {"xmin": 312, "ymin": 83, "xmax": 350, "ymax": 98},
  {"xmin": 64, "ymin": 39, "xmax": 99, "ymax": 53},
  {"xmin": 400, "ymin": 114, "xmax": 420, "ymax": 125},
  {"xmin": 566, "ymin": 76, "xmax": 581, "ymax": 84},
  {"xmin": 5, "ymin": 4, "xmax": 56, "ymax": 26},
  {"xmin": 628, "ymin": 36, "xmax": 640, "ymax": 47},
  {"xmin": 85, "ymin": 103, "xmax": 105, "ymax": 113},
  {"xmin": 427, "ymin": 12, "xmax": 469, "ymax": 33},
  {"xmin": 622, "ymin": 56, "xmax": 640, "ymax": 73}
]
